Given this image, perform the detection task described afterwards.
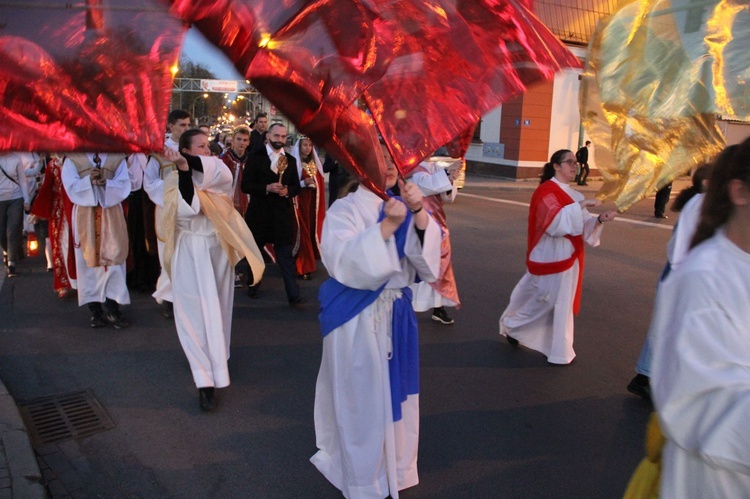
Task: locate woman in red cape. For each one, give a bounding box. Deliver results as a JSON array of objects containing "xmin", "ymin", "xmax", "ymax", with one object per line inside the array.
[
  {"xmin": 291, "ymin": 137, "xmax": 326, "ymax": 280},
  {"xmin": 29, "ymin": 154, "xmax": 76, "ymax": 297},
  {"xmin": 499, "ymin": 149, "xmax": 616, "ymax": 364}
]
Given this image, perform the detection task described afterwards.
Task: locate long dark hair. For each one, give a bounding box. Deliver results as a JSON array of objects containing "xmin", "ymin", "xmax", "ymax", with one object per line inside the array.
[
  {"xmin": 691, "ymin": 138, "xmax": 750, "ymax": 248},
  {"xmin": 671, "ymin": 163, "xmax": 711, "ymax": 212},
  {"xmin": 179, "ymin": 129, "xmax": 208, "ymax": 153},
  {"xmin": 540, "ymin": 149, "xmax": 572, "ymax": 183}
]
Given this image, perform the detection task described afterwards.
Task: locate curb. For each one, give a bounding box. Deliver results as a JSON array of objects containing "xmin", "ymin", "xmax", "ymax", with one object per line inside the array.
[
  {"xmin": 0, "ymin": 381, "xmax": 45, "ymax": 498},
  {"xmin": 0, "ymin": 271, "xmax": 46, "ymax": 498}
]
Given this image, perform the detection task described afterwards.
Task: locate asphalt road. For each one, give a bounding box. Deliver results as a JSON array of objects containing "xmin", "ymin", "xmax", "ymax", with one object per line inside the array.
[{"xmin": 0, "ymin": 176, "xmax": 675, "ymax": 497}]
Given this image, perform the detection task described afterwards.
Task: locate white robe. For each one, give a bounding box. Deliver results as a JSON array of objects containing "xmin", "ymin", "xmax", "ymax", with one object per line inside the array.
[
  {"xmin": 61, "ymin": 154, "xmax": 131, "ymax": 306},
  {"xmin": 499, "ymin": 178, "xmax": 602, "ymax": 364},
  {"xmin": 408, "ymin": 164, "xmax": 458, "ymax": 311},
  {"xmin": 171, "ymin": 156, "xmax": 235, "ymax": 389},
  {"xmin": 651, "ymin": 230, "xmax": 750, "ymax": 498},
  {"xmin": 311, "ymin": 187, "xmax": 441, "ymax": 499},
  {"xmin": 143, "ymin": 141, "xmax": 178, "ymax": 304},
  {"xmin": 666, "ymin": 193, "xmax": 703, "ymax": 270}
]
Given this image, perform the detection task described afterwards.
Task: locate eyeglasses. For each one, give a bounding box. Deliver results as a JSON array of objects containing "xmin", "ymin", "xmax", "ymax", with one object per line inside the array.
[{"xmin": 560, "ymin": 159, "xmax": 577, "ymax": 165}]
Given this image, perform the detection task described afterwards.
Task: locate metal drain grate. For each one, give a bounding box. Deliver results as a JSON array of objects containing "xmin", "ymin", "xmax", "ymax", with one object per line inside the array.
[{"xmin": 17, "ymin": 389, "xmax": 116, "ymax": 447}]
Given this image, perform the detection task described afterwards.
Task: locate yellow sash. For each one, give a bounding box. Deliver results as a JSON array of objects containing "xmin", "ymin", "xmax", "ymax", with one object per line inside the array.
[
  {"xmin": 67, "ymin": 153, "xmax": 129, "ymax": 267},
  {"xmin": 158, "ymin": 171, "xmax": 265, "ymax": 284}
]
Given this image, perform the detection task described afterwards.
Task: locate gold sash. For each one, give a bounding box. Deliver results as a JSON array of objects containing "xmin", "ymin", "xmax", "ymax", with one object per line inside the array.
[
  {"xmin": 67, "ymin": 153, "xmax": 129, "ymax": 268},
  {"xmin": 158, "ymin": 171, "xmax": 265, "ymax": 284}
]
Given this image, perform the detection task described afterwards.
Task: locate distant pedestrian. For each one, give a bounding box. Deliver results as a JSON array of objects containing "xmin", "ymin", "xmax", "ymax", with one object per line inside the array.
[
  {"xmin": 500, "ymin": 149, "xmax": 616, "ymax": 364},
  {"xmin": 654, "ymin": 182, "xmax": 672, "ymax": 219},
  {"xmin": 575, "ymin": 141, "xmax": 591, "ymax": 186}
]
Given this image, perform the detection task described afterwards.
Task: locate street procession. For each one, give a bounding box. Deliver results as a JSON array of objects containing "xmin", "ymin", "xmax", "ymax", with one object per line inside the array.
[{"xmin": 1, "ymin": 1, "xmax": 749, "ymax": 497}]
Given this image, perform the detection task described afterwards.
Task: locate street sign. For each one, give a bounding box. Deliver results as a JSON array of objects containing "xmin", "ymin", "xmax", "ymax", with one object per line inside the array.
[{"xmin": 200, "ymin": 79, "xmax": 238, "ymax": 92}]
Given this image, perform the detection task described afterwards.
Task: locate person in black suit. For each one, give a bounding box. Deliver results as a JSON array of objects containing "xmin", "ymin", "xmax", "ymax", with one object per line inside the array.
[
  {"xmin": 249, "ymin": 112, "xmax": 269, "ymax": 155},
  {"xmin": 241, "ymin": 123, "xmax": 305, "ymax": 305}
]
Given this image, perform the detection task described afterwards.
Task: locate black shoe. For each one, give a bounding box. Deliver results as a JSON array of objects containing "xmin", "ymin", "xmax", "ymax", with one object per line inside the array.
[
  {"xmin": 289, "ymin": 296, "xmax": 307, "ymax": 307},
  {"xmin": 627, "ymin": 374, "xmax": 652, "ymax": 402},
  {"xmin": 199, "ymin": 387, "xmax": 217, "ymax": 412},
  {"xmin": 105, "ymin": 312, "xmax": 129, "ymax": 329},
  {"xmin": 506, "ymin": 335, "xmax": 519, "ymax": 346},
  {"xmin": 163, "ymin": 301, "xmax": 174, "ymax": 319},
  {"xmin": 431, "ymin": 307, "xmax": 455, "ymax": 325},
  {"xmin": 90, "ymin": 314, "xmax": 106, "ymax": 328},
  {"xmin": 655, "ymin": 214, "xmax": 668, "ymax": 219},
  {"xmin": 6, "ymin": 266, "xmax": 17, "ymax": 278}
]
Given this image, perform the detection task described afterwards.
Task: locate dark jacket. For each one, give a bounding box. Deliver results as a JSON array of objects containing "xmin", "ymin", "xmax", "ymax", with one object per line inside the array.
[
  {"xmin": 576, "ymin": 146, "xmax": 589, "ymax": 165},
  {"xmin": 241, "ymin": 146, "xmax": 301, "ymax": 246}
]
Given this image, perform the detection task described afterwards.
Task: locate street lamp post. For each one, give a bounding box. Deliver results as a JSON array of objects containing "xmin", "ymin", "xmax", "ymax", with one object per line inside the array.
[{"xmin": 191, "ymin": 93, "xmax": 209, "ymax": 123}]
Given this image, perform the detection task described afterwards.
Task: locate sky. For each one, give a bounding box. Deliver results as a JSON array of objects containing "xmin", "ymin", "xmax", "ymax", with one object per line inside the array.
[{"xmin": 180, "ymin": 27, "xmax": 244, "ymax": 80}]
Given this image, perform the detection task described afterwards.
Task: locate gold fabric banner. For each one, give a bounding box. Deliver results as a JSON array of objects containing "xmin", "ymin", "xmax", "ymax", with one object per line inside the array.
[{"xmin": 581, "ymin": 0, "xmax": 750, "ymax": 210}]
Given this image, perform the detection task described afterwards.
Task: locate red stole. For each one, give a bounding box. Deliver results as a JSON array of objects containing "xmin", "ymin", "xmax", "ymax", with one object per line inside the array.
[{"xmin": 527, "ymin": 180, "xmax": 584, "ymax": 314}]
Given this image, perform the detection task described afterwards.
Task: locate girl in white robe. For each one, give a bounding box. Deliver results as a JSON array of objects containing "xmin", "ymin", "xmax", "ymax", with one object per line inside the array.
[
  {"xmin": 499, "ymin": 149, "xmax": 616, "ymax": 364},
  {"xmin": 162, "ymin": 130, "xmax": 263, "ymax": 411},
  {"xmin": 651, "ymin": 140, "xmax": 750, "ymax": 497},
  {"xmin": 312, "ymin": 144, "xmax": 441, "ymax": 498}
]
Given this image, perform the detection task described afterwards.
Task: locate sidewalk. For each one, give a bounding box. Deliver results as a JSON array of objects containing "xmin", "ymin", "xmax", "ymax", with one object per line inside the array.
[{"xmin": 0, "ymin": 272, "xmax": 46, "ymax": 498}]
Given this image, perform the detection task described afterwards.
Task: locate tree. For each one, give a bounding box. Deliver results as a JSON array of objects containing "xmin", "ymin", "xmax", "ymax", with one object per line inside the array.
[{"xmin": 170, "ymin": 58, "xmax": 224, "ymax": 123}]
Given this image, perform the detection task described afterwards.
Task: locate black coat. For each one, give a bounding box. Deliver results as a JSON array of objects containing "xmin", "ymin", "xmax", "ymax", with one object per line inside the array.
[{"xmin": 241, "ymin": 147, "xmax": 301, "ymax": 246}]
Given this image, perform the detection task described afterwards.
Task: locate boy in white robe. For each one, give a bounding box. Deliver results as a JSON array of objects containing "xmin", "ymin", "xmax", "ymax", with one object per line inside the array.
[
  {"xmin": 312, "ymin": 144, "xmax": 441, "ymax": 498},
  {"xmin": 61, "ymin": 153, "xmax": 131, "ymax": 328}
]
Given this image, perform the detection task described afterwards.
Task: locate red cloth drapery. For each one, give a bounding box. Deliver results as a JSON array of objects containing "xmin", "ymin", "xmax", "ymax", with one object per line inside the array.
[{"xmin": 526, "ymin": 180, "xmax": 585, "ymax": 315}]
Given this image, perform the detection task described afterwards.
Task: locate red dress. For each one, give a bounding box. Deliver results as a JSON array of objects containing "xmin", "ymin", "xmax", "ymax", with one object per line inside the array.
[
  {"xmin": 294, "ymin": 160, "xmax": 326, "ymax": 276},
  {"xmin": 30, "ymin": 157, "xmax": 76, "ymax": 293}
]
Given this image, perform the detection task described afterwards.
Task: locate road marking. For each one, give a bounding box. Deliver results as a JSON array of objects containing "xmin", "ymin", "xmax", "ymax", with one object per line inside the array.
[{"xmin": 459, "ymin": 193, "xmax": 673, "ymax": 230}]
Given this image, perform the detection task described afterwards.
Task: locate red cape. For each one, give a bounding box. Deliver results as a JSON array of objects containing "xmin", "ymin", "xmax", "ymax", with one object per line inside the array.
[{"xmin": 527, "ymin": 180, "xmax": 584, "ymax": 314}]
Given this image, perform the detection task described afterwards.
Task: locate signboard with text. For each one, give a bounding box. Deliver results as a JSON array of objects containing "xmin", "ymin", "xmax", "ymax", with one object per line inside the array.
[{"xmin": 200, "ymin": 79, "xmax": 238, "ymax": 92}]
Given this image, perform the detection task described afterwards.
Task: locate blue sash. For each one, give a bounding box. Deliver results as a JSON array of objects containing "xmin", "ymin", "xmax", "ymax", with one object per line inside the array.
[{"xmin": 318, "ymin": 196, "xmax": 418, "ymax": 421}]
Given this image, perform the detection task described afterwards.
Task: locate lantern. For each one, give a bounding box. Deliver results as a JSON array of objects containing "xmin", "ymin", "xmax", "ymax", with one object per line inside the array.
[{"xmin": 26, "ymin": 232, "xmax": 39, "ymax": 257}]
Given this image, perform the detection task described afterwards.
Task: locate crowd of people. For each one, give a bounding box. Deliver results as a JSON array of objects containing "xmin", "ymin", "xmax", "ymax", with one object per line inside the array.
[{"xmin": 2, "ymin": 106, "xmax": 749, "ymax": 497}]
